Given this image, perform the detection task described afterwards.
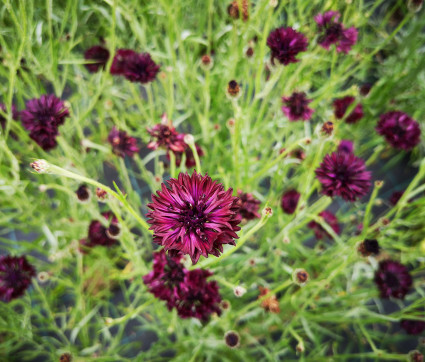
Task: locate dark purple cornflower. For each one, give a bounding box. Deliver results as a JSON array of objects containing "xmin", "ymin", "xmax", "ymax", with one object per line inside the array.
[
  {"xmin": 338, "ymin": 140, "xmax": 354, "ymax": 154},
  {"xmin": 281, "ymin": 92, "xmax": 314, "ymax": 121},
  {"xmin": 281, "ymin": 189, "xmax": 301, "ymax": 214},
  {"xmin": 143, "ymin": 250, "xmax": 222, "ymax": 322},
  {"xmin": 108, "ymin": 127, "xmax": 139, "ymax": 158},
  {"xmin": 390, "ymin": 191, "xmax": 404, "ymax": 206},
  {"xmin": 147, "ymin": 171, "xmax": 241, "ymax": 264},
  {"xmin": 147, "ymin": 122, "xmax": 187, "ymax": 153},
  {"xmin": 0, "ymin": 104, "xmax": 19, "ymax": 131},
  {"xmin": 175, "ymin": 268, "xmax": 222, "ymax": 322},
  {"xmin": 308, "ymin": 210, "xmax": 340, "ymax": 240},
  {"xmin": 20, "ymin": 94, "xmax": 70, "ymax": 151},
  {"xmin": 315, "ymin": 11, "xmax": 358, "ymax": 54},
  {"xmin": 267, "ymin": 27, "xmax": 308, "ymax": 66},
  {"xmin": 143, "ymin": 250, "xmax": 185, "ymax": 310},
  {"xmin": 375, "ymin": 260, "xmax": 412, "ymax": 299},
  {"xmin": 0, "ymin": 255, "xmax": 36, "ymax": 302},
  {"xmin": 84, "ymin": 45, "xmax": 110, "ymax": 73},
  {"xmin": 401, "ymin": 319, "xmax": 425, "ymax": 335},
  {"xmin": 168, "ymin": 143, "xmax": 205, "ymax": 168},
  {"xmin": 110, "ymin": 49, "xmax": 160, "ymax": 83},
  {"xmin": 237, "ymin": 190, "xmax": 261, "ymax": 220},
  {"xmin": 333, "ymin": 97, "xmax": 363, "ymax": 124},
  {"xmin": 376, "ymin": 111, "xmax": 421, "ymax": 151},
  {"xmin": 80, "ymin": 212, "xmax": 119, "ymax": 249},
  {"xmin": 315, "ymin": 152, "xmax": 371, "ymax": 202}
]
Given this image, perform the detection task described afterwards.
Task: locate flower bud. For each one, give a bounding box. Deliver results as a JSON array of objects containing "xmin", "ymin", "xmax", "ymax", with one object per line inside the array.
[
  {"xmin": 226, "ymin": 80, "xmax": 241, "ymax": 99},
  {"xmin": 321, "ymin": 121, "xmax": 334, "ymax": 136},
  {"xmin": 59, "ymin": 353, "xmax": 72, "ymax": 362},
  {"xmin": 75, "ymin": 184, "xmax": 91, "ymax": 203},
  {"xmin": 37, "ymin": 271, "xmax": 50, "ymax": 283},
  {"xmin": 96, "ymin": 187, "xmax": 108, "ymax": 202},
  {"xmin": 200, "ymin": 54, "xmax": 213, "ymax": 70},
  {"xmin": 30, "ymin": 159, "xmax": 50, "ymax": 174},
  {"xmin": 224, "ymin": 331, "xmax": 240, "ymax": 348},
  {"xmin": 408, "ymin": 0, "xmax": 423, "ymax": 12},
  {"xmin": 106, "ymin": 223, "xmax": 121, "ymax": 239},
  {"xmin": 358, "ymin": 239, "xmax": 380, "ymax": 257},
  {"xmin": 409, "ymin": 350, "xmax": 424, "ymax": 362},
  {"xmin": 233, "ymin": 285, "xmax": 247, "ymax": 297},
  {"xmin": 292, "ymin": 268, "xmax": 309, "ymax": 286},
  {"xmin": 262, "ymin": 207, "xmax": 273, "ymax": 217}
]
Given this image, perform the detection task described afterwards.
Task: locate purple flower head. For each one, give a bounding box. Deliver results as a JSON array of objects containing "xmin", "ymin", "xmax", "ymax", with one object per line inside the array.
[
  {"xmin": 108, "ymin": 127, "xmax": 139, "ymax": 158},
  {"xmin": 147, "ymin": 171, "xmax": 241, "ymax": 264},
  {"xmin": 0, "ymin": 255, "xmax": 36, "ymax": 302},
  {"xmin": 338, "ymin": 140, "xmax": 354, "ymax": 154},
  {"xmin": 282, "ymin": 92, "xmax": 314, "ymax": 121},
  {"xmin": 143, "ymin": 250, "xmax": 222, "ymax": 322},
  {"xmin": 401, "ymin": 319, "xmax": 425, "ymax": 335},
  {"xmin": 390, "ymin": 190, "xmax": 404, "ymax": 206},
  {"xmin": 376, "ymin": 111, "xmax": 421, "ymax": 151},
  {"xmin": 81, "ymin": 212, "xmax": 119, "ymax": 249},
  {"xmin": 333, "ymin": 97, "xmax": 364, "ymax": 124},
  {"xmin": 168, "ymin": 143, "xmax": 205, "ymax": 169},
  {"xmin": 84, "ymin": 45, "xmax": 110, "ymax": 73},
  {"xmin": 175, "ymin": 268, "xmax": 222, "ymax": 322},
  {"xmin": 374, "ymin": 260, "xmax": 412, "ymax": 299},
  {"xmin": 267, "ymin": 27, "xmax": 308, "ymax": 66},
  {"xmin": 281, "ymin": 189, "xmax": 301, "ymax": 215},
  {"xmin": 315, "ymin": 11, "xmax": 358, "ymax": 53},
  {"xmin": 315, "ymin": 152, "xmax": 371, "ymax": 202},
  {"xmin": 143, "ymin": 250, "xmax": 186, "ymax": 310},
  {"xmin": 308, "ymin": 210, "xmax": 340, "ymax": 240},
  {"xmin": 0, "ymin": 104, "xmax": 19, "ymax": 131},
  {"xmin": 237, "ymin": 190, "xmax": 261, "ymax": 220},
  {"xmin": 111, "ymin": 49, "xmax": 160, "ymax": 83},
  {"xmin": 147, "ymin": 123, "xmax": 187, "ymax": 153},
  {"xmin": 21, "ymin": 94, "xmax": 69, "ymax": 151}
]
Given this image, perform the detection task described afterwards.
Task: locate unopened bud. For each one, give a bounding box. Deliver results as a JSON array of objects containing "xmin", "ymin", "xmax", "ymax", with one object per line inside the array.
[
  {"xmin": 37, "ymin": 271, "xmax": 50, "ymax": 283},
  {"xmin": 183, "ymin": 133, "xmax": 195, "ymax": 145},
  {"xmin": 374, "ymin": 180, "xmax": 384, "ymax": 188},
  {"xmin": 262, "ymin": 207, "xmax": 273, "ymax": 217},
  {"xmin": 226, "ymin": 80, "xmax": 241, "ymax": 99},
  {"xmin": 59, "ymin": 353, "xmax": 72, "ymax": 362},
  {"xmin": 96, "ymin": 188, "xmax": 108, "ymax": 202},
  {"xmin": 321, "ymin": 121, "xmax": 334, "ymax": 136},
  {"xmin": 200, "ymin": 54, "xmax": 213, "ymax": 70},
  {"xmin": 75, "ymin": 184, "xmax": 91, "ymax": 203},
  {"xmin": 30, "ymin": 159, "xmax": 50, "ymax": 174},
  {"xmin": 224, "ymin": 330, "xmax": 240, "ymax": 348},
  {"xmin": 233, "ymin": 286, "xmax": 247, "ymax": 297},
  {"xmin": 292, "ymin": 268, "xmax": 309, "ymax": 286},
  {"xmin": 408, "ymin": 0, "xmax": 423, "ymax": 12}
]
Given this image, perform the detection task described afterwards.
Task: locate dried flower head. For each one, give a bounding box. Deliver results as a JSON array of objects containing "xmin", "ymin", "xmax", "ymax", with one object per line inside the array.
[
  {"xmin": 108, "ymin": 127, "xmax": 139, "ymax": 158},
  {"xmin": 21, "ymin": 94, "xmax": 70, "ymax": 151},
  {"xmin": 281, "ymin": 92, "xmax": 314, "ymax": 121},
  {"xmin": 258, "ymin": 286, "xmax": 280, "ymax": 313},
  {"xmin": 267, "ymin": 27, "xmax": 308, "ymax": 66},
  {"xmin": 321, "ymin": 121, "xmax": 334, "ymax": 135},
  {"xmin": 96, "ymin": 187, "xmax": 108, "ymax": 201},
  {"xmin": 0, "ymin": 255, "xmax": 36, "ymax": 302},
  {"xmin": 59, "ymin": 353, "xmax": 72, "ymax": 362},
  {"xmin": 227, "ymin": 80, "xmax": 241, "ymax": 98},
  {"xmin": 315, "ymin": 11, "xmax": 358, "ymax": 53},
  {"xmin": 75, "ymin": 184, "xmax": 91, "ymax": 203},
  {"xmin": 281, "ymin": 189, "xmax": 301, "ymax": 215},
  {"xmin": 237, "ymin": 190, "xmax": 261, "ymax": 220},
  {"xmin": 84, "ymin": 45, "xmax": 110, "ymax": 73},
  {"xmin": 224, "ymin": 331, "xmax": 240, "ymax": 348},
  {"xmin": 227, "ymin": 0, "xmax": 249, "ymax": 21},
  {"xmin": 376, "ymin": 111, "xmax": 421, "ymax": 151},
  {"xmin": 358, "ymin": 239, "xmax": 380, "ymax": 257},
  {"xmin": 333, "ymin": 97, "xmax": 364, "ymax": 124},
  {"xmin": 147, "ymin": 171, "xmax": 241, "ymax": 264},
  {"xmin": 374, "ymin": 260, "xmax": 412, "ymax": 299},
  {"xmin": 315, "ymin": 152, "xmax": 371, "ymax": 202},
  {"xmin": 308, "ymin": 210, "xmax": 340, "ymax": 240},
  {"xmin": 111, "ymin": 49, "xmax": 160, "ymax": 83},
  {"xmin": 293, "ymin": 268, "xmax": 309, "ymax": 286}
]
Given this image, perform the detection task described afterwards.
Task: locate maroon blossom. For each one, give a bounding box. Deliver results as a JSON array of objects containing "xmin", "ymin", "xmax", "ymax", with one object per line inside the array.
[
  {"xmin": 143, "ymin": 250, "xmax": 222, "ymax": 322},
  {"xmin": 315, "ymin": 11, "xmax": 358, "ymax": 54},
  {"xmin": 147, "ymin": 171, "xmax": 241, "ymax": 264},
  {"xmin": 390, "ymin": 191, "xmax": 404, "ymax": 206},
  {"xmin": 401, "ymin": 319, "xmax": 425, "ymax": 335},
  {"xmin": 84, "ymin": 45, "xmax": 110, "ymax": 73},
  {"xmin": 308, "ymin": 210, "xmax": 340, "ymax": 240},
  {"xmin": 338, "ymin": 140, "xmax": 354, "ymax": 154},
  {"xmin": 168, "ymin": 143, "xmax": 205, "ymax": 168},
  {"xmin": 267, "ymin": 27, "xmax": 308, "ymax": 66},
  {"xmin": 376, "ymin": 111, "xmax": 421, "ymax": 151},
  {"xmin": 80, "ymin": 212, "xmax": 119, "ymax": 249},
  {"xmin": 282, "ymin": 92, "xmax": 314, "ymax": 121},
  {"xmin": 111, "ymin": 49, "xmax": 160, "ymax": 83},
  {"xmin": 20, "ymin": 94, "xmax": 70, "ymax": 151},
  {"xmin": 281, "ymin": 189, "xmax": 301, "ymax": 214},
  {"xmin": 333, "ymin": 96, "xmax": 364, "ymax": 124},
  {"xmin": 374, "ymin": 260, "xmax": 412, "ymax": 299},
  {"xmin": 108, "ymin": 127, "xmax": 139, "ymax": 158},
  {"xmin": 315, "ymin": 152, "xmax": 371, "ymax": 202},
  {"xmin": 0, "ymin": 255, "xmax": 36, "ymax": 302},
  {"xmin": 237, "ymin": 190, "xmax": 261, "ymax": 220},
  {"xmin": 147, "ymin": 117, "xmax": 187, "ymax": 153}
]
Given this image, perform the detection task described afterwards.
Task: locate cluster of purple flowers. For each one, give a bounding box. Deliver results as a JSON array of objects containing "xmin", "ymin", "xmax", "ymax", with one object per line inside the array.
[{"xmin": 143, "ymin": 250, "xmax": 221, "ymax": 322}]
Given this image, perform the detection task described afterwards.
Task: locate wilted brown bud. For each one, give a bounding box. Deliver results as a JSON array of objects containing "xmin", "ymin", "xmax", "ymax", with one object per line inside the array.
[
  {"xmin": 227, "ymin": 0, "xmax": 249, "ymax": 21},
  {"xmin": 259, "ymin": 286, "xmax": 280, "ymax": 313},
  {"xmin": 321, "ymin": 121, "xmax": 334, "ymax": 136},
  {"xmin": 227, "ymin": 80, "xmax": 240, "ymax": 98},
  {"xmin": 96, "ymin": 187, "xmax": 108, "ymax": 201},
  {"xmin": 292, "ymin": 268, "xmax": 309, "ymax": 286},
  {"xmin": 59, "ymin": 353, "xmax": 72, "ymax": 362}
]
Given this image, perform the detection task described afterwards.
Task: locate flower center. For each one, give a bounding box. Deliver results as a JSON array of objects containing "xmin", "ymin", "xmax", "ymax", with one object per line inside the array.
[
  {"xmin": 384, "ymin": 272, "xmax": 400, "ymax": 288},
  {"xmin": 179, "ymin": 195, "xmax": 208, "ymax": 236}
]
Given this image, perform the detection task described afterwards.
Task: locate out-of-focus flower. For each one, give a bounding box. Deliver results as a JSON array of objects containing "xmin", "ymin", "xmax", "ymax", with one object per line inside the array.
[
  {"xmin": 390, "ymin": 191, "xmax": 404, "ymax": 206},
  {"xmin": 401, "ymin": 319, "xmax": 425, "ymax": 335},
  {"xmin": 333, "ymin": 96, "xmax": 363, "ymax": 124},
  {"xmin": 358, "ymin": 239, "xmax": 380, "ymax": 257},
  {"xmin": 281, "ymin": 92, "xmax": 314, "ymax": 121},
  {"xmin": 147, "ymin": 118, "xmax": 187, "ymax": 153},
  {"xmin": 376, "ymin": 111, "xmax": 421, "ymax": 151},
  {"xmin": 338, "ymin": 140, "xmax": 354, "ymax": 154},
  {"xmin": 237, "ymin": 190, "xmax": 261, "ymax": 220},
  {"xmin": 84, "ymin": 45, "xmax": 110, "ymax": 73},
  {"xmin": 108, "ymin": 127, "xmax": 139, "ymax": 158},
  {"xmin": 308, "ymin": 210, "xmax": 340, "ymax": 240},
  {"xmin": 281, "ymin": 189, "xmax": 301, "ymax": 215},
  {"xmin": 80, "ymin": 212, "xmax": 119, "ymax": 249},
  {"xmin": 374, "ymin": 260, "xmax": 412, "ymax": 299},
  {"xmin": 147, "ymin": 171, "xmax": 241, "ymax": 264},
  {"xmin": 267, "ymin": 27, "xmax": 308, "ymax": 65}
]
